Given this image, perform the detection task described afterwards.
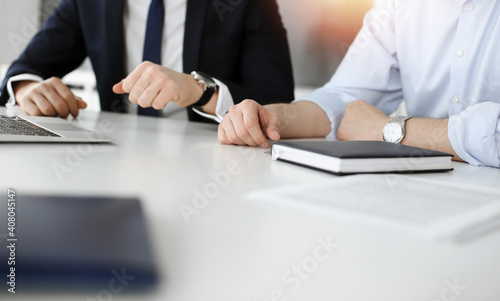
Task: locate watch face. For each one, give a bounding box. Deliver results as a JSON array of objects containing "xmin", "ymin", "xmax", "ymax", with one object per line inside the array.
[
  {"xmin": 194, "ymin": 72, "xmax": 217, "ymax": 87},
  {"xmin": 383, "ymin": 122, "xmax": 404, "ymax": 143}
]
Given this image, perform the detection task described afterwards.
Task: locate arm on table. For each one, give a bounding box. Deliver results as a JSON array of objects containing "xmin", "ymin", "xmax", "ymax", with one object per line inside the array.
[
  {"xmin": 403, "ymin": 118, "xmax": 463, "ymax": 162},
  {"xmin": 336, "ymin": 100, "xmax": 463, "ymax": 160},
  {"xmin": 218, "ymin": 100, "xmax": 330, "ymax": 147},
  {"xmin": 12, "ymin": 78, "xmax": 86, "ymax": 118},
  {"xmin": 336, "ymin": 99, "xmax": 500, "ymax": 167},
  {"xmin": 0, "ymin": 0, "xmax": 87, "ymax": 117}
]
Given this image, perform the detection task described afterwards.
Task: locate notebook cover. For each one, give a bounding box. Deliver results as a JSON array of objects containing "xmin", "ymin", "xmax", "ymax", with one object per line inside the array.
[
  {"xmin": 0, "ymin": 195, "xmax": 158, "ymax": 292},
  {"xmin": 273, "ymin": 141, "xmax": 453, "ymax": 159}
]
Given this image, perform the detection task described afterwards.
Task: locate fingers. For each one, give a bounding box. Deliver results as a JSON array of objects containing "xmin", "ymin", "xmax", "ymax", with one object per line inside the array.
[
  {"xmin": 223, "ymin": 103, "xmax": 261, "ymax": 146},
  {"xmin": 266, "ymin": 128, "xmax": 281, "ymax": 142},
  {"xmin": 113, "ymin": 80, "xmax": 125, "ymax": 94},
  {"xmin": 45, "ymin": 77, "xmax": 80, "ymax": 118},
  {"xmin": 117, "ymin": 62, "xmax": 157, "ymax": 106},
  {"xmin": 218, "ymin": 126, "xmax": 238, "ymax": 145},
  {"xmin": 218, "ymin": 99, "xmax": 279, "ymax": 147},
  {"xmin": 218, "ymin": 126, "xmax": 229, "ymax": 144},
  {"xmin": 115, "ymin": 62, "xmax": 160, "ymax": 107},
  {"xmin": 76, "ymin": 97, "xmax": 88, "ymax": 109},
  {"xmin": 116, "ymin": 63, "xmax": 195, "ymax": 110},
  {"xmin": 17, "ymin": 77, "xmax": 83, "ymax": 118},
  {"xmin": 128, "ymin": 78, "xmax": 150, "ymax": 106},
  {"xmin": 137, "ymin": 83, "xmax": 160, "ymax": 108},
  {"xmin": 151, "ymin": 88, "xmax": 171, "ymax": 110},
  {"xmin": 219, "ymin": 118, "xmax": 246, "ymax": 145},
  {"xmin": 230, "ymin": 111, "xmax": 260, "ymax": 146},
  {"xmin": 20, "ymin": 98, "xmax": 42, "ymax": 116},
  {"xmin": 49, "ymin": 79, "xmax": 73, "ymax": 117},
  {"xmin": 30, "ymin": 92, "xmax": 57, "ymax": 117},
  {"xmin": 241, "ymin": 106, "xmax": 269, "ymax": 146},
  {"xmin": 259, "ymin": 108, "xmax": 281, "ymax": 142},
  {"xmin": 120, "ymin": 62, "xmax": 152, "ymax": 94}
]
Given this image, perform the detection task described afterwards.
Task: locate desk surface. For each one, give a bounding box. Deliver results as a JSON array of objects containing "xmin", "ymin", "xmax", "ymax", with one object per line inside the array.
[{"xmin": 1, "ymin": 109, "xmax": 500, "ymax": 301}]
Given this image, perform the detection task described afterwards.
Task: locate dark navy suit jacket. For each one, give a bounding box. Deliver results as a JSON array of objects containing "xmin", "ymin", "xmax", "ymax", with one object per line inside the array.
[{"xmin": 0, "ymin": 0, "xmax": 294, "ymax": 122}]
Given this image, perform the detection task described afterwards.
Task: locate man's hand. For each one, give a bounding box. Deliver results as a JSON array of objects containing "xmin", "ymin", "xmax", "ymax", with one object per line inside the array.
[
  {"xmin": 337, "ymin": 99, "xmax": 390, "ymax": 141},
  {"xmin": 113, "ymin": 62, "xmax": 215, "ymax": 112},
  {"xmin": 218, "ymin": 100, "xmax": 331, "ymax": 147},
  {"xmin": 218, "ymin": 99, "xmax": 281, "ymax": 147},
  {"xmin": 13, "ymin": 78, "xmax": 87, "ymax": 118}
]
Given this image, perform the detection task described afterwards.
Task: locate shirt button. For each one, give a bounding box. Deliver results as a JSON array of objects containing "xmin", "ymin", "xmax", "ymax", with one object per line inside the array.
[
  {"xmin": 467, "ymin": 3, "xmax": 474, "ymax": 10},
  {"xmin": 452, "ymin": 96, "xmax": 460, "ymax": 103},
  {"xmin": 457, "ymin": 49, "xmax": 464, "ymax": 57}
]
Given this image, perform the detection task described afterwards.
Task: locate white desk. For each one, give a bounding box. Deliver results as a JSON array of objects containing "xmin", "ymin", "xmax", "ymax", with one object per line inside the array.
[{"xmin": 1, "ymin": 109, "xmax": 500, "ymax": 301}]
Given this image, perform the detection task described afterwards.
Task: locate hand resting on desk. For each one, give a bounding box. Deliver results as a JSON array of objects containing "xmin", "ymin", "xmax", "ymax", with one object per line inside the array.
[{"xmin": 13, "ymin": 77, "xmax": 87, "ymax": 118}]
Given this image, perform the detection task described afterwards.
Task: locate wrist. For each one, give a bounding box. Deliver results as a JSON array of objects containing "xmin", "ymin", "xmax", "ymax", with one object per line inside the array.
[
  {"xmin": 270, "ymin": 102, "xmax": 303, "ymax": 137},
  {"xmin": 188, "ymin": 73, "xmax": 205, "ymax": 105},
  {"xmin": 199, "ymin": 88, "xmax": 218, "ymax": 115},
  {"xmin": 189, "ymin": 71, "xmax": 218, "ymax": 114},
  {"xmin": 400, "ymin": 118, "xmax": 414, "ymax": 145}
]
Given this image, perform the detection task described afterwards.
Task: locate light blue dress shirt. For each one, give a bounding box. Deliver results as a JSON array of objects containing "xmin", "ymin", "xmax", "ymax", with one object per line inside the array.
[{"xmin": 300, "ymin": 0, "xmax": 500, "ymax": 168}]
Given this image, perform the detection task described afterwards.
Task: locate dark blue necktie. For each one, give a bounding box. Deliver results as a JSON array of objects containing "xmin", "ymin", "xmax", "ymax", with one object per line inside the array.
[{"xmin": 138, "ymin": 0, "xmax": 164, "ymax": 117}]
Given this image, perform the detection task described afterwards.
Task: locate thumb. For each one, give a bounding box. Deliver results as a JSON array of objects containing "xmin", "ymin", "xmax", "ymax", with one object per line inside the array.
[
  {"xmin": 261, "ymin": 109, "xmax": 281, "ymax": 141},
  {"xmin": 266, "ymin": 128, "xmax": 281, "ymax": 141},
  {"xmin": 76, "ymin": 97, "xmax": 87, "ymax": 109},
  {"xmin": 113, "ymin": 80, "xmax": 125, "ymax": 94}
]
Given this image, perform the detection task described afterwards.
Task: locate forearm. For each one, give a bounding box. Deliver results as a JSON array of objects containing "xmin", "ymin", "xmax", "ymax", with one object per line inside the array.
[
  {"xmin": 272, "ymin": 101, "xmax": 331, "ymax": 139},
  {"xmin": 402, "ymin": 118, "xmax": 464, "ymax": 162}
]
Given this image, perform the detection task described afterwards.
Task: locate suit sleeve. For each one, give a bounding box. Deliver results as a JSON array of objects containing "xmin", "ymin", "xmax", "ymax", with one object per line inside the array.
[
  {"xmin": 0, "ymin": 0, "xmax": 87, "ymax": 105},
  {"xmin": 216, "ymin": 0, "xmax": 295, "ymax": 105}
]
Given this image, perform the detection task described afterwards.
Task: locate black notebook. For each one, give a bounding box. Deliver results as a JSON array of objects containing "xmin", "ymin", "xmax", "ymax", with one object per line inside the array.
[
  {"xmin": 271, "ymin": 140, "xmax": 453, "ymax": 175},
  {"xmin": 0, "ymin": 195, "xmax": 158, "ymax": 292}
]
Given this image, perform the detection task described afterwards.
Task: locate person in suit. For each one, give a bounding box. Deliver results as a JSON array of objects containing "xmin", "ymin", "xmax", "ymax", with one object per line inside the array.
[{"xmin": 0, "ymin": 0, "xmax": 294, "ymax": 123}]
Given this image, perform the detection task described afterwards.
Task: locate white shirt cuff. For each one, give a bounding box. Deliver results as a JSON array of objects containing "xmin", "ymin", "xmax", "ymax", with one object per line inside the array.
[
  {"xmin": 448, "ymin": 102, "xmax": 500, "ymax": 167},
  {"xmin": 192, "ymin": 78, "xmax": 233, "ymax": 123},
  {"xmin": 6, "ymin": 74, "xmax": 44, "ymax": 108}
]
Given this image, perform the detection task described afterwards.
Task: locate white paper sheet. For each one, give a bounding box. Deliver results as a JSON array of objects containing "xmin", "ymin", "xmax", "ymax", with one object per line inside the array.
[{"xmin": 247, "ymin": 174, "xmax": 500, "ymax": 240}]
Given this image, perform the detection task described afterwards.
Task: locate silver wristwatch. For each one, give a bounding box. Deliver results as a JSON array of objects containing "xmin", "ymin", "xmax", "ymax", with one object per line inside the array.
[{"xmin": 382, "ymin": 116, "xmax": 412, "ymax": 144}]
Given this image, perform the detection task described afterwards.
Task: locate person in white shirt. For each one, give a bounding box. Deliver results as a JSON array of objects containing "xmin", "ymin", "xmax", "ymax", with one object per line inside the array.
[
  {"xmin": 0, "ymin": 0, "xmax": 294, "ymax": 123},
  {"xmin": 218, "ymin": 0, "xmax": 500, "ymax": 168}
]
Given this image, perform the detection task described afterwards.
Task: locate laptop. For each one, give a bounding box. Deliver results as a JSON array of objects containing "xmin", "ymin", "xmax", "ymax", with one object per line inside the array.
[{"xmin": 0, "ymin": 115, "xmax": 113, "ymax": 142}]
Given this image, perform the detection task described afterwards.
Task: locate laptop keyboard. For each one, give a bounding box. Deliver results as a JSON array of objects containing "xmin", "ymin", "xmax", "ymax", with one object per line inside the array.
[{"xmin": 0, "ymin": 115, "xmax": 60, "ymax": 137}]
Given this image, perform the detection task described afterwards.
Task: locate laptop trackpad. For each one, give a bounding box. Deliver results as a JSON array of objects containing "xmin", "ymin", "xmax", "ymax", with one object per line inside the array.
[{"xmin": 38, "ymin": 123, "xmax": 86, "ymax": 131}]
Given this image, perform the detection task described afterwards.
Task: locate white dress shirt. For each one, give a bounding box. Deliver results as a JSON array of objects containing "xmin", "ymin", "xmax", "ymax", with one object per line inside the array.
[
  {"xmin": 299, "ymin": 0, "xmax": 500, "ymax": 167},
  {"xmin": 7, "ymin": 0, "xmax": 233, "ymax": 122}
]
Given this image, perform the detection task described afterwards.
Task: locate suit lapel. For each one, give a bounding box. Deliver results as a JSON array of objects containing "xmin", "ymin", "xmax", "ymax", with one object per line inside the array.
[
  {"xmin": 183, "ymin": 0, "xmax": 209, "ymax": 73},
  {"xmin": 104, "ymin": 0, "xmax": 126, "ymax": 112}
]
